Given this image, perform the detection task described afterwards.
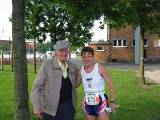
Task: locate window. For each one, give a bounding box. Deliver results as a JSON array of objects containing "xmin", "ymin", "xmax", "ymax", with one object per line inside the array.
[
  {"xmin": 144, "ymin": 39, "xmax": 148, "ymax": 47},
  {"xmin": 132, "ymin": 39, "xmax": 135, "ymax": 47},
  {"xmin": 96, "ymin": 46, "xmax": 104, "ymax": 51},
  {"xmin": 132, "ymin": 39, "xmax": 148, "ymax": 47},
  {"xmin": 154, "ymin": 39, "xmax": 160, "ymax": 47},
  {"xmin": 114, "ymin": 40, "xmax": 117, "ymax": 46},
  {"xmin": 113, "ymin": 39, "xmax": 127, "ymax": 47},
  {"xmin": 123, "ymin": 40, "xmax": 127, "ymax": 46}
]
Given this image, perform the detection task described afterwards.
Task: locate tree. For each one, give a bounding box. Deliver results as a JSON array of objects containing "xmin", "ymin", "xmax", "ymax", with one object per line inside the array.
[
  {"xmin": 12, "ymin": 0, "xmax": 29, "ymax": 120},
  {"xmin": 25, "ymin": 0, "xmax": 94, "ymax": 48},
  {"xmin": 64, "ymin": 0, "xmax": 160, "ymax": 85},
  {"xmin": 99, "ymin": 0, "xmax": 160, "ymax": 85},
  {"xmin": 109, "ymin": 0, "xmax": 160, "ymax": 85},
  {"xmin": 117, "ymin": 0, "xmax": 160, "ymax": 84},
  {"xmin": 62, "ymin": 0, "xmax": 122, "ymax": 24}
]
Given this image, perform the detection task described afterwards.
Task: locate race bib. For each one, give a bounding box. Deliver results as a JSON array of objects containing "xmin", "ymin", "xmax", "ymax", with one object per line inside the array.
[{"xmin": 85, "ymin": 92, "xmax": 100, "ymax": 105}]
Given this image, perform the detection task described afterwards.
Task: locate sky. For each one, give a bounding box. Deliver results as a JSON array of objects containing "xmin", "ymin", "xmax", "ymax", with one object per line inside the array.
[
  {"xmin": 90, "ymin": 19, "xmax": 108, "ymax": 41},
  {"xmin": 0, "ymin": 0, "xmax": 107, "ymax": 41},
  {"xmin": 0, "ymin": 0, "xmax": 12, "ymax": 39}
]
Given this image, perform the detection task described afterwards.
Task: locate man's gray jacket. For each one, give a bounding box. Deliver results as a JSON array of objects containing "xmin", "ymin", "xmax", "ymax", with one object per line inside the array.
[{"xmin": 31, "ymin": 58, "xmax": 78, "ymax": 116}]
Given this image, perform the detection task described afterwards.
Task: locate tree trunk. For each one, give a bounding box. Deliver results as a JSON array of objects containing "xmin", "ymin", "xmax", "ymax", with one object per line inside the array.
[
  {"xmin": 12, "ymin": 0, "xmax": 30, "ymax": 120},
  {"xmin": 139, "ymin": 26, "xmax": 145, "ymax": 85}
]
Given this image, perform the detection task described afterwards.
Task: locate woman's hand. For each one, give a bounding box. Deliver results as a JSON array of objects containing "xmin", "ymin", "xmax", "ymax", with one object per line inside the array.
[{"xmin": 110, "ymin": 102, "xmax": 116, "ymax": 113}]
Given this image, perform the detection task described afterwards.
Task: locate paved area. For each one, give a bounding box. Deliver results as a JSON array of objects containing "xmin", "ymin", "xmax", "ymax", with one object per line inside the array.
[
  {"xmin": 70, "ymin": 59, "xmax": 160, "ymax": 84},
  {"xmin": 145, "ymin": 70, "xmax": 160, "ymax": 83},
  {"xmin": 105, "ymin": 63, "xmax": 160, "ymax": 70},
  {"xmin": 106, "ymin": 63, "xmax": 160, "ymax": 84}
]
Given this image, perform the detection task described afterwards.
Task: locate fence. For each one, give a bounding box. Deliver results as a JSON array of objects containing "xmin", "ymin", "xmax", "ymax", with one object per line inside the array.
[{"xmin": 0, "ymin": 50, "xmax": 12, "ymax": 64}]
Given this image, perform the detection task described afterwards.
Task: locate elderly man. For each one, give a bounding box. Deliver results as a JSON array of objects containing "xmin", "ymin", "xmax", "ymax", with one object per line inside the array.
[{"xmin": 31, "ymin": 40, "xmax": 78, "ymax": 120}]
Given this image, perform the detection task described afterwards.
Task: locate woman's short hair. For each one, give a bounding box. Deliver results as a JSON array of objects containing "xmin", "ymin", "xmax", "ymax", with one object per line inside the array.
[{"xmin": 81, "ymin": 46, "xmax": 94, "ymax": 56}]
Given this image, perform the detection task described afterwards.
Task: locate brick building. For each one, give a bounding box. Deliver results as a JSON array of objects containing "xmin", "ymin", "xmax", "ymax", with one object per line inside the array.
[
  {"xmin": 0, "ymin": 39, "xmax": 36, "ymax": 64},
  {"xmin": 0, "ymin": 39, "xmax": 12, "ymax": 51},
  {"xmin": 0, "ymin": 39, "xmax": 35, "ymax": 53},
  {"xmin": 89, "ymin": 25, "xmax": 160, "ymax": 63},
  {"xmin": 110, "ymin": 25, "xmax": 160, "ymax": 63},
  {"xmin": 89, "ymin": 41, "xmax": 110, "ymax": 63}
]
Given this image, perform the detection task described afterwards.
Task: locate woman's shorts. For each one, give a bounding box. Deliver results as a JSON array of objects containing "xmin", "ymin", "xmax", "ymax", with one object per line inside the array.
[{"xmin": 82, "ymin": 92, "xmax": 111, "ymax": 116}]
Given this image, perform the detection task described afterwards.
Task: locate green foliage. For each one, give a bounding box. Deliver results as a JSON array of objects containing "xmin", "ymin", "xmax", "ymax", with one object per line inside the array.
[
  {"xmin": 37, "ymin": 42, "xmax": 53, "ymax": 53},
  {"xmin": 116, "ymin": 0, "xmax": 160, "ymax": 33},
  {"xmin": 63, "ymin": 0, "xmax": 160, "ymax": 34},
  {"xmin": 62, "ymin": 0, "xmax": 123, "ymax": 28},
  {"xmin": 25, "ymin": 0, "xmax": 94, "ymax": 48}
]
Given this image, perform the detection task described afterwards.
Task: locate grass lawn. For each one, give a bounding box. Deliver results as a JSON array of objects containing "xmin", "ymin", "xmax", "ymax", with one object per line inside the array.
[{"xmin": 0, "ymin": 64, "xmax": 160, "ymax": 120}]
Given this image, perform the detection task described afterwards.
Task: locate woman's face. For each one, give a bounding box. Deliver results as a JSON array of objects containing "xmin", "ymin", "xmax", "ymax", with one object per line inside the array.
[
  {"xmin": 81, "ymin": 52, "xmax": 94, "ymax": 66},
  {"xmin": 55, "ymin": 48, "xmax": 69, "ymax": 62}
]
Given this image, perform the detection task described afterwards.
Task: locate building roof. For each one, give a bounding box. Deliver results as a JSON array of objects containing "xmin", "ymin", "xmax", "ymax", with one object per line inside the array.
[
  {"xmin": 0, "ymin": 36, "xmax": 12, "ymax": 41},
  {"xmin": 89, "ymin": 40, "xmax": 110, "ymax": 45}
]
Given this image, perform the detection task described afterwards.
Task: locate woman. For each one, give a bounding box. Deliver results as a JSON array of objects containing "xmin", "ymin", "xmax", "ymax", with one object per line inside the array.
[{"xmin": 76, "ymin": 46, "xmax": 116, "ymax": 120}]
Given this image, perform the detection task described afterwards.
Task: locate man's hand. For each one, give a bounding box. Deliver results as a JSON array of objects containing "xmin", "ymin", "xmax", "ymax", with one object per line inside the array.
[{"xmin": 34, "ymin": 111, "xmax": 42, "ymax": 119}]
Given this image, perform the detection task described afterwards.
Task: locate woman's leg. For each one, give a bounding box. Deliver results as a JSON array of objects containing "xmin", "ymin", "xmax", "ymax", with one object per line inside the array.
[
  {"xmin": 86, "ymin": 114, "xmax": 97, "ymax": 120},
  {"xmin": 97, "ymin": 112, "xmax": 109, "ymax": 120}
]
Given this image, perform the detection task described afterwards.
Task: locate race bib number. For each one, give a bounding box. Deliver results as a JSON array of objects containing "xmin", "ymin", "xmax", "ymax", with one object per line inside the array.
[{"xmin": 85, "ymin": 92, "xmax": 100, "ymax": 105}]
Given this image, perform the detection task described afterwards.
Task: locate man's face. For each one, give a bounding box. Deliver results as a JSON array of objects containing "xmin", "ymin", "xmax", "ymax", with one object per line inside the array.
[{"xmin": 55, "ymin": 48, "xmax": 69, "ymax": 62}]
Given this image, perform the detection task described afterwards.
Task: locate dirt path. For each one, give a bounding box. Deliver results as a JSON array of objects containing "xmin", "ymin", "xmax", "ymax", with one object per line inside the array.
[{"xmin": 145, "ymin": 70, "xmax": 160, "ymax": 83}]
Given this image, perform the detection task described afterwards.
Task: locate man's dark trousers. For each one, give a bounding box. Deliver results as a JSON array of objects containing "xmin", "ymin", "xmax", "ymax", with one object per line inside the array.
[{"xmin": 42, "ymin": 99, "xmax": 75, "ymax": 120}]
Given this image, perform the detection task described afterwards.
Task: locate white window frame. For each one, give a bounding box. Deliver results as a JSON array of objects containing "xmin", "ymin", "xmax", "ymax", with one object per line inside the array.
[
  {"xmin": 144, "ymin": 39, "xmax": 148, "ymax": 47},
  {"xmin": 113, "ymin": 39, "xmax": 127, "ymax": 47}
]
